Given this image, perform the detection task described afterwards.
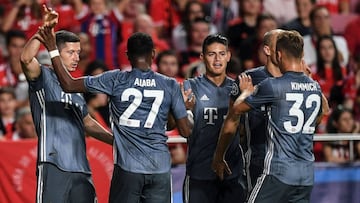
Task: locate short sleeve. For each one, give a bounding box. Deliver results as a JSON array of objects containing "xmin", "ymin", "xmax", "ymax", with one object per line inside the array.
[
  {"xmin": 84, "ymin": 70, "xmax": 120, "ymax": 95},
  {"xmin": 245, "ymin": 78, "xmax": 276, "ymax": 110},
  {"xmin": 230, "ymin": 77, "xmax": 240, "ymax": 101}
]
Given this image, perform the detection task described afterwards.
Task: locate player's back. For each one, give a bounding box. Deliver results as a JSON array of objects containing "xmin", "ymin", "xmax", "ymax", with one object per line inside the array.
[
  {"xmin": 86, "ymin": 68, "xmax": 187, "ymax": 173},
  {"xmin": 262, "ymin": 71, "xmax": 322, "ymax": 185}
]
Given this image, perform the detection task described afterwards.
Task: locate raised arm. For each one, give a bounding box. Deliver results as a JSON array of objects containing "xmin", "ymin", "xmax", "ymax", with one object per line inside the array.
[
  {"xmin": 20, "ymin": 32, "xmax": 42, "ymax": 81},
  {"xmin": 212, "ymin": 74, "xmax": 253, "ymax": 180},
  {"xmin": 1, "ymin": 0, "xmax": 27, "ymax": 33},
  {"xmin": 83, "ymin": 114, "xmax": 113, "ymax": 145}
]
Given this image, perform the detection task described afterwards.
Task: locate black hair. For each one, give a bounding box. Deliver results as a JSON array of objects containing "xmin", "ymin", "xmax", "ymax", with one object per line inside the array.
[
  {"xmin": 156, "ymin": 50, "xmax": 178, "ymax": 67},
  {"xmin": 276, "ymin": 30, "xmax": 304, "ymax": 59},
  {"xmin": 84, "ymin": 60, "xmax": 109, "ymax": 76},
  {"xmin": 310, "ymin": 5, "xmax": 328, "ymax": 22},
  {"xmin": 5, "ymin": 30, "xmax": 26, "ymax": 46},
  {"xmin": 182, "ymin": 1, "xmax": 205, "ymax": 25},
  {"xmin": 55, "ymin": 30, "xmax": 80, "ymax": 50},
  {"xmin": 315, "ymin": 35, "xmax": 343, "ymax": 81},
  {"xmin": 186, "ymin": 17, "xmax": 210, "ymax": 44},
  {"xmin": 326, "ymin": 105, "xmax": 353, "ymax": 133},
  {"xmin": 126, "ymin": 32, "xmax": 154, "ymax": 61},
  {"xmin": 202, "ymin": 34, "xmax": 229, "ymax": 54},
  {"xmin": 0, "ymin": 87, "xmax": 16, "ymax": 99},
  {"xmin": 255, "ymin": 13, "xmax": 277, "ymax": 31}
]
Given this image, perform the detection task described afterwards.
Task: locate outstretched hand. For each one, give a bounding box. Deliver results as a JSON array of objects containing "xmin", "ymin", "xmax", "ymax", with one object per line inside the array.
[
  {"xmin": 42, "ymin": 4, "xmax": 59, "ymax": 28},
  {"xmin": 180, "ymin": 82, "xmax": 195, "ymax": 111},
  {"xmin": 239, "ymin": 73, "xmax": 254, "ymax": 95}
]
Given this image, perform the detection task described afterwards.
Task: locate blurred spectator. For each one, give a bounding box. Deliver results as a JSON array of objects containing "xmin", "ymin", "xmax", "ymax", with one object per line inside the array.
[
  {"xmin": 311, "ymin": 35, "xmax": 350, "ymax": 135},
  {"xmin": 148, "ymin": 0, "xmax": 185, "ymax": 40},
  {"xmin": 74, "ymin": 0, "xmax": 121, "ymax": 69},
  {"xmin": 311, "ymin": 35, "xmax": 348, "ymax": 103},
  {"xmin": 227, "ymin": 0, "xmax": 262, "ymax": 60},
  {"xmin": 1, "ymin": 0, "xmax": 42, "ymax": 39},
  {"xmin": 225, "ymin": 56, "xmax": 243, "ymax": 79},
  {"xmin": 83, "ymin": 60, "xmax": 110, "ymax": 129},
  {"xmin": 0, "ymin": 30, "xmax": 28, "ymax": 107},
  {"xmin": 303, "ymin": 5, "xmax": 349, "ymax": 67},
  {"xmin": 316, "ymin": 0, "xmax": 350, "ymax": 14},
  {"xmin": 169, "ymin": 143, "xmax": 187, "ymax": 166},
  {"xmin": 169, "ymin": 142, "xmax": 187, "ymax": 202},
  {"xmin": 324, "ymin": 106, "xmax": 359, "ymax": 163},
  {"xmin": 179, "ymin": 17, "xmax": 210, "ymax": 78},
  {"xmin": 46, "ymin": 0, "xmax": 80, "ymax": 32},
  {"xmin": 172, "ymin": 0, "xmax": 217, "ymax": 52},
  {"xmin": 118, "ymin": 14, "xmax": 169, "ymax": 70},
  {"xmin": 0, "ymin": 5, "xmax": 6, "ymax": 64},
  {"xmin": 12, "ymin": 106, "xmax": 36, "ymax": 140},
  {"xmin": 351, "ymin": 56, "xmax": 360, "ymax": 121},
  {"xmin": 156, "ymin": 50, "xmax": 183, "ymax": 83},
  {"xmin": 0, "ymin": 87, "xmax": 17, "ymax": 140},
  {"xmin": 238, "ymin": 13, "xmax": 278, "ymax": 70},
  {"xmin": 204, "ymin": 0, "xmax": 238, "ymax": 33},
  {"xmin": 113, "ymin": 0, "xmax": 146, "ymax": 41},
  {"xmin": 344, "ymin": 12, "xmax": 360, "ymax": 62},
  {"xmin": 71, "ymin": 32, "xmax": 93, "ymax": 77},
  {"xmin": 263, "ymin": 0, "xmax": 298, "ymax": 25},
  {"xmin": 281, "ymin": 0, "xmax": 315, "ymax": 36}
]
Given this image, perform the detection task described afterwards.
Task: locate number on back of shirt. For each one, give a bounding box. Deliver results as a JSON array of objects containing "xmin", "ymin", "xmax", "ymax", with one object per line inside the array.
[
  {"xmin": 119, "ymin": 88, "xmax": 164, "ymax": 128},
  {"xmin": 284, "ymin": 93, "xmax": 321, "ymax": 134}
]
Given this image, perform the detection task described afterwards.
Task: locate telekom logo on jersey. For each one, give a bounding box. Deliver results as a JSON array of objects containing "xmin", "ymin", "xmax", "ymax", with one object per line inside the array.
[
  {"xmin": 60, "ymin": 92, "xmax": 83, "ymax": 110},
  {"xmin": 204, "ymin": 108, "xmax": 226, "ymax": 125}
]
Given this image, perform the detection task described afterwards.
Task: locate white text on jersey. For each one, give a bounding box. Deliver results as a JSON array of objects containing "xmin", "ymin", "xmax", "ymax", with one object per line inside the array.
[
  {"xmin": 291, "ymin": 82, "xmax": 318, "ymax": 91},
  {"xmin": 134, "ymin": 78, "xmax": 156, "ymax": 87}
]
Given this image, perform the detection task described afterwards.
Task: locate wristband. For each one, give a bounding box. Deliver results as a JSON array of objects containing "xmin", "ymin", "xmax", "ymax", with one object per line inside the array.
[
  {"xmin": 187, "ymin": 110, "xmax": 194, "ymax": 125},
  {"xmin": 49, "ymin": 49, "xmax": 60, "ymax": 58}
]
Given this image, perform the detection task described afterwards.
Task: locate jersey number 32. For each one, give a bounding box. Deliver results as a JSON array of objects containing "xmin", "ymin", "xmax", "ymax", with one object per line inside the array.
[{"xmin": 284, "ymin": 93, "xmax": 321, "ymax": 134}]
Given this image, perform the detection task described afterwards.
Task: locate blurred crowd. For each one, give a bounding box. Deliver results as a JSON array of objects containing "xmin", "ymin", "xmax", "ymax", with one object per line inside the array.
[{"xmin": 0, "ymin": 0, "xmax": 360, "ymax": 163}]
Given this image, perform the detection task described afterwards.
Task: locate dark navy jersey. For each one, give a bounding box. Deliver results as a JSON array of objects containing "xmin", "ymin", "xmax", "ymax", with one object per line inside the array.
[
  {"xmin": 28, "ymin": 66, "xmax": 90, "ymax": 173},
  {"xmin": 230, "ymin": 66, "xmax": 272, "ymax": 164},
  {"xmin": 245, "ymin": 71, "xmax": 322, "ymax": 186},
  {"xmin": 184, "ymin": 75, "xmax": 244, "ymax": 180},
  {"xmin": 84, "ymin": 68, "xmax": 187, "ymax": 174}
]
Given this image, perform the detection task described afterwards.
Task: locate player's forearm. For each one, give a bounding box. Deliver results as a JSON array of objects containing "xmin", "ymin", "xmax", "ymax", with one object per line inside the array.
[
  {"xmin": 50, "ymin": 55, "xmax": 86, "ymax": 92},
  {"xmin": 84, "ymin": 116, "xmax": 113, "ymax": 145},
  {"xmin": 1, "ymin": 6, "xmax": 19, "ymax": 32},
  {"xmin": 214, "ymin": 115, "xmax": 239, "ymax": 160},
  {"xmin": 177, "ymin": 117, "xmax": 193, "ymax": 138}
]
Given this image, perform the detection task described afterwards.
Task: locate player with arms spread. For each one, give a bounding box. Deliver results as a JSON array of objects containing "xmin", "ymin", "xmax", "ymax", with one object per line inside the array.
[
  {"xmin": 213, "ymin": 30, "xmax": 327, "ymax": 203},
  {"xmin": 37, "ymin": 12, "xmax": 193, "ymax": 203}
]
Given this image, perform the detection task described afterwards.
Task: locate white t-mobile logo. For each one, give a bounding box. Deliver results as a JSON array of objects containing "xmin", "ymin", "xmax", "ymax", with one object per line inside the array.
[{"xmin": 204, "ymin": 107, "xmax": 218, "ymax": 125}]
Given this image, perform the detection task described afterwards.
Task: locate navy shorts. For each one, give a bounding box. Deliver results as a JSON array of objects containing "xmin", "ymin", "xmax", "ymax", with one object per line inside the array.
[
  {"xmin": 248, "ymin": 175, "xmax": 313, "ymax": 203},
  {"xmin": 36, "ymin": 163, "xmax": 96, "ymax": 203},
  {"xmin": 183, "ymin": 175, "xmax": 246, "ymax": 203},
  {"xmin": 109, "ymin": 165, "xmax": 171, "ymax": 203}
]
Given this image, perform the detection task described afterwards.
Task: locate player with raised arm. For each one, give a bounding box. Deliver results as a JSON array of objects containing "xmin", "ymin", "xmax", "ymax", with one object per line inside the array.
[
  {"xmin": 229, "ymin": 29, "xmax": 283, "ymax": 194},
  {"xmin": 20, "ymin": 5, "xmax": 113, "ymax": 203},
  {"xmin": 37, "ymin": 15, "xmax": 193, "ymax": 202},
  {"xmin": 213, "ymin": 30, "xmax": 325, "ymax": 203}
]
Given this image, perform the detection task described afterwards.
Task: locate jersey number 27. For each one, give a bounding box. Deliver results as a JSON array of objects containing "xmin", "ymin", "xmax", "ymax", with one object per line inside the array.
[{"xmin": 119, "ymin": 88, "xmax": 164, "ymax": 128}]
